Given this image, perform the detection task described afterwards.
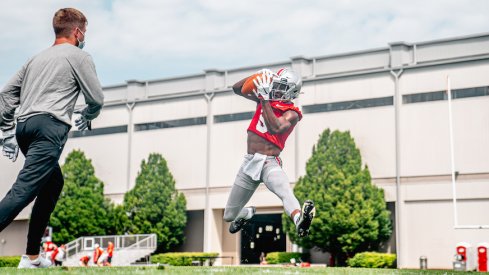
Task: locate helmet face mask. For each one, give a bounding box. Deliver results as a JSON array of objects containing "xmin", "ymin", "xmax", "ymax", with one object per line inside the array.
[
  {"xmin": 270, "ymin": 81, "xmax": 289, "ymax": 100},
  {"xmin": 270, "ymin": 68, "xmax": 302, "ymax": 101}
]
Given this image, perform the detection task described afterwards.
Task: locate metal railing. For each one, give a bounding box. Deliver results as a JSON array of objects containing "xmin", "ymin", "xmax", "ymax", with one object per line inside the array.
[
  {"xmin": 65, "ymin": 234, "xmax": 157, "ymax": 258},
  {"xmin": 124, "ymin": 234, "xmax": 157, "ymax": 250}
]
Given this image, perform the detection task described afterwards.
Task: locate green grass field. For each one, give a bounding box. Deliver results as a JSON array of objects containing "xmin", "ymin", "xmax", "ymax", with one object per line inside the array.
[{"xmin": 0, "ymin": 266, "xmax": 476, "ymax": 275}]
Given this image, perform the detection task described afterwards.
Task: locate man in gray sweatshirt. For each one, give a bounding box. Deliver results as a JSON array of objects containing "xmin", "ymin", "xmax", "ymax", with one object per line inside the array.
[{"xmin": 0, "ymin": 8, "xmax": 104, "ymax": 268}]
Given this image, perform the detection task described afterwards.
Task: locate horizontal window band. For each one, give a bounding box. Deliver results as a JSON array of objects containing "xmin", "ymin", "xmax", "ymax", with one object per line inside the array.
[
  {"xmin": 69, "ymin": 125, "xmax": 128, "ymax": 138},
  {"xmin": 69, "ymin": 86, "xmax": 488, "ymax": 137},
  {"xmin": 134, "ymin": 116, "xmax": 207, "ymax": 131},
  {"xmin": 303, "ymin": 96, "xmax": 393, "ymax": 114},
  {"xmin": 403, "ymin": 86, "xmax": 489, "ymax": 104},
  {"xmin": 214, "ymin": 111, "xmax": 255, "ymax": 123}
]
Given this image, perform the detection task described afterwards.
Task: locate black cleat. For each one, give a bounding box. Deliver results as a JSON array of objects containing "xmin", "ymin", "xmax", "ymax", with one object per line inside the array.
[
  {"xmin": 229, "ymin": 207, "xmax": 256, "ymax": 234},
  {"xmin": 296, "ymin": 200, "xmax": 316, "ymax": 237}
]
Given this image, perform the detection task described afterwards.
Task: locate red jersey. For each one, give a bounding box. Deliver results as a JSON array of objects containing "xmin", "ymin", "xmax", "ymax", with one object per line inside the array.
[
  {"xmin": 94, "ymin": 247, "xmax": 103, "ymax": 263},
  {"xmin": 43, "ymin": 241, "xmax": 57, "ymax": 252},
  {"xmin": 51, "ymin": 248, "xmax": 59, "ymax": 261},
  {"xmin": 80, "ymin": 255, "xmax": 90, "ymax": 263},
  {"xmin": 107, "ymin": 242, "xmax": 114, "ymax": 257},
  {"xmin": 247, "ymin": 101, "xmax": 302, "ymax": 150}
]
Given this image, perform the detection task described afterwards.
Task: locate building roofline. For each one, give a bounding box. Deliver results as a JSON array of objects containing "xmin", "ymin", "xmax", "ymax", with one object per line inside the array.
[
  {"xmin": 304, "ymin": 53, "xmax": 489, "ymax": 83},
  {"xmin": 415, "ymin": 31, "xmax": 489, "ymax": 46},
  {"xmin": 99, "ymin": 53, "xmax": 489, "ymax": 108},
  {"xmin": 99, "ymin": 32, "xmax": 489, "ymax": 96},
  {"xmin": 312, "ymin": 47, "xmax": 390, "ymax": 60}
]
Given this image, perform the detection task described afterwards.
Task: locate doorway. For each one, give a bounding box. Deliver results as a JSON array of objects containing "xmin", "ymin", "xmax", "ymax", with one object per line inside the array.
[{"xmin": 240, "ymin": 213, "xmax": 286, "ymax": 264}]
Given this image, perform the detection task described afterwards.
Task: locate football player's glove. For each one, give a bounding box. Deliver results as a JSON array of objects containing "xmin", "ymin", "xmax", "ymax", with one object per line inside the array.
[
  {"xmin": 1, "ymin": 127, "xmax": 19, "ymax": 162},
  {"xmin": 74, "ymin": 108, "xmax": 92, "ymax": 131},
  {"xmin": 252, "ymin": 72, "xmax": 273, "ymax": 100}
]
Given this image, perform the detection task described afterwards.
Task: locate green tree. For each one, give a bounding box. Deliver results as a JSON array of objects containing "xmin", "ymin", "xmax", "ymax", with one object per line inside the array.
[
  {"xmin": 106, "ymin": 204, "xmax": 129, "ymax": 236},
  {"xmin": 284, "ymin": 129, "xmax": 392, "ymax": 266},
  {"xmin": 122, "ymin": 153, "xmax": 187, "ymax": 253},
  {"xmin": 50, "ymin": 150, "xmax": 114, "ymax": 244}
]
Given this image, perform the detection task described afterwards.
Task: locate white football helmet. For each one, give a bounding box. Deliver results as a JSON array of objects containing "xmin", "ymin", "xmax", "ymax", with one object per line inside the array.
[{"xmin": 270, "ymin": 68, "xmax": 302, "ymax": 101}]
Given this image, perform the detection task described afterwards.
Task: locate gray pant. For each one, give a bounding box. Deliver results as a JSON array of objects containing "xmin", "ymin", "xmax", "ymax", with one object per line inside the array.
[{"xmin": 223, "ymin": 154, "xmax": 301, "ymax": 222}]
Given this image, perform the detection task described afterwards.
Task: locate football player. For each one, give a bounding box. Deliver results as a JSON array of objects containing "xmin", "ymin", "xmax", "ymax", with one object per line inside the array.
[
  {"xmin": 223, "ymin": 68, "xmax": 315, "ymax": 237},
  {"xmin": 79, "ymin": 255, "xmax": 91, "ymax": 267}
]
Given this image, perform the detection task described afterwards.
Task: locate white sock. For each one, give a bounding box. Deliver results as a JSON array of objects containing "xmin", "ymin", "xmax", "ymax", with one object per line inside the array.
[
  {"xmin": 236, "ymin": 207, "xmax": 253, "ymax": 220},
  {"xmin": 244, "ymin": 207, "xmax": 254, "ymax": 220},
  {"xmin": 293, "ymin": 212, "xmax": 300, "ymax": 226}
]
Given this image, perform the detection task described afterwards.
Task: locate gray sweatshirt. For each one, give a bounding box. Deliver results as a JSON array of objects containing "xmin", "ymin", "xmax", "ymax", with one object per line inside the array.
[{"xmin": 0, "ymin": 43, "xmax": 104, "ymax": 130}]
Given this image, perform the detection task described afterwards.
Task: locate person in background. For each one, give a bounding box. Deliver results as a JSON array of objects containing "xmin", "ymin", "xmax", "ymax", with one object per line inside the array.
[
  {"xmin": 79, "ymin": 255, "xmax": 90, "ymax": 267},
  {"xmin": 42, "ymin": 237, "xmax": 57, "ymax": 264},
  {"xmin": 260, "ymin": 252, "xmax": 268, "ymax": 265},
  {"xmin": 97, "ymin": 251, "xmax": 108, "ymax": 266},
  {"xmin": 93, "ymin": 243, "xmax": 104, "ymax": 266},
  {"xmin": 52, "ymin": 244, "xmax": 66, "ymax": 266},
  {"xmin": 106, "ymin": 241, "xmax": 114, "ymax": 266}
]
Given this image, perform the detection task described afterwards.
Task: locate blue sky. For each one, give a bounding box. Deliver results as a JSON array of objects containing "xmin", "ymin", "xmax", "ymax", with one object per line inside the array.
[{"xmin": 1, "ymin": 0, "xmax": 488, "ymax": 87}]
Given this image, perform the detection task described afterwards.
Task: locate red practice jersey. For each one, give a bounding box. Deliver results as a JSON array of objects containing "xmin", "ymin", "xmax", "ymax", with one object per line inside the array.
[
  {"xmin": 51, "ymin": 248, "xmax": 59, "ymax": 261},
  {"xmin": 107, "ymin": 242, "xmax": 114, "ymax": 257},
  {"xmin": 247, "ymin": 101, "xmax": 302, "ymax": 151},
  {"xmin": 93, "ymin": 247, "xmax": 103, "ymax": 263},
  {"xmin": 80, "ymin": 255, "xmax": 90, "ymax": 264},
  {"xmin": 44, "ymin": 241, "xmax": 56, "ymax": 252}
]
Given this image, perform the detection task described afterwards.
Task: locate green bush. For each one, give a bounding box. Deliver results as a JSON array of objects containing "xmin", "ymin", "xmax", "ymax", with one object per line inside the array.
[
  {"xmin": 0, "ymin": 256, "xmax": 20, "ymax": 267},
  {"xmin": 347, "ymin": 252, "xmax": 396, "ymax": 268},
  {"xmin": 151, "ymin": 252, "xmax": 219, "ymax": 266},
  {"xmin": 265, "ymin": 252, "xmax": 306, "ymax": 264}
]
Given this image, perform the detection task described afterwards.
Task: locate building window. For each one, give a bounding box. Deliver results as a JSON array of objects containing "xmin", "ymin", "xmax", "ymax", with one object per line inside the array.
[
  {"xmin": 134, "ymin": 117, "xmax": 206, "ymax": 132},
  {"xmin": 302, "ymin": 96, "xmax": 393, "ymax": 114},
  {"xmin": 452, "ymin": 86, "xmax": 489, "ymax": 99},
  {"xmin": 214, "ymin": 111, "xmax": 255, "ymax": 123},
  {"xmin": 403, "ymin": 86, "xmax": 489, "ymax": 104},
  {"xmin": 403, "ymin": 91, "xmax": 446, "ymax": 104},
  {"xmin": 69, "ymin": 125, "xmax": 128, "ymax": 138}
]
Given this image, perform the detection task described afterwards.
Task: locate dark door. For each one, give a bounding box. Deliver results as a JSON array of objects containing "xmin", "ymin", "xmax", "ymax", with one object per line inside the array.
[{"xmin": 240, "ymin": 213, "xmax": 286, "ymax": 264}]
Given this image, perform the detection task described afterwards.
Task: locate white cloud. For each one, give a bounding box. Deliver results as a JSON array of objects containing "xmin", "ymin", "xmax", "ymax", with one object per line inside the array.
[{"xmin": 0, "ymin": 0, "xmax": 488, "ymax": 86}]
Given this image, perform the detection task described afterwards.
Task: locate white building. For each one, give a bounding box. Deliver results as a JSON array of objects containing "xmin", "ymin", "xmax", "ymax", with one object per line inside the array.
[{"xmin": 1, "ymin": 33, "xmax": 488, "ymax": 269}]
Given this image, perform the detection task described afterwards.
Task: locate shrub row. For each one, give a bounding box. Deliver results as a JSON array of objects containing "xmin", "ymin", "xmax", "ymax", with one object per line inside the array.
[
  {"xmin": 151, "ymin": 252, "xmax": 219, "ymax": 266},
  {"xmin": 265, "ymin": 252, "xmax": 307, "ymax": 264},
  {"xmin": 0, "ymin": 256, "xmax": 20, "ymax": 267},
  {"xmin": 347, "ymin": 252, "xmax": 396, "ymax": 268}
]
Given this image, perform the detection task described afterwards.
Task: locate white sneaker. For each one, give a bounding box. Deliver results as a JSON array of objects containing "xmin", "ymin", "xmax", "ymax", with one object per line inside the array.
[{"xmin": 18, "ymin": 255, "xmax": 52, "ymax": 268}]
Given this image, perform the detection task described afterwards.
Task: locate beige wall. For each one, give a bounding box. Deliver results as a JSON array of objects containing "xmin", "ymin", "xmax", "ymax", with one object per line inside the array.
[
  {"xmin": 176, "ymin": 210, "xmax": 204, "ymax": 253},
  {"xmin": 298, "ymin": 106, "xmax": 396, "ymax": 179},
  {"xmin": 131, "ymin": 127, "xmax": 207, "ymax": 190},
  {"xmin": 400, "ymin": 65, "xmax": 489, "ymax": 177},
  {"xmin": 399, "ymin": 175, "xmax": 489, "ymax": 268},
  {"xmin": 63, "ymin": 133, "xmax": 129, "ymax": 195},
  {"xmin": 301, "ymin": 74, "xmax": 395, "ymax": 104},
  {"xmin": 0, "ymin": 220, "xmax": 28, "ymax": 256}
]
